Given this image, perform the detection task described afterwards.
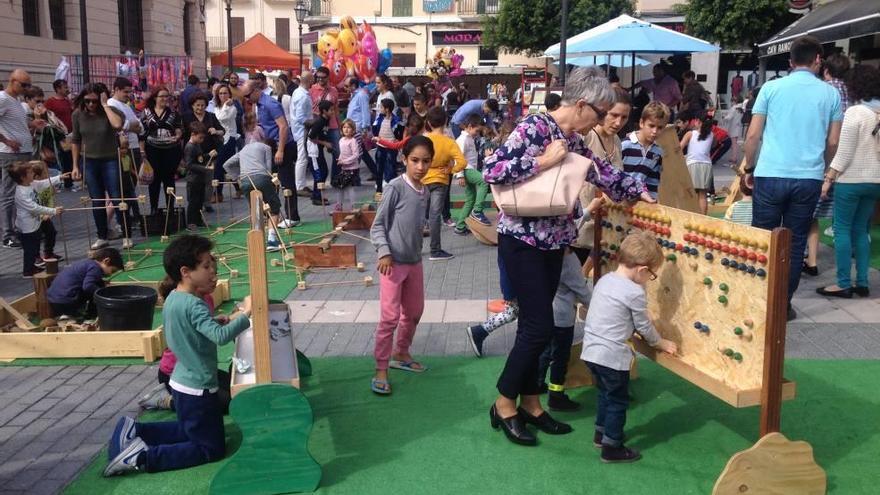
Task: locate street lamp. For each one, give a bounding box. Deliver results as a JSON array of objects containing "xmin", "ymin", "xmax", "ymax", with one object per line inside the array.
[
  {"xmin": 294, "ymin": 0, "xmax": 310, "ymax": 75},
  {"xmin": 225, "ymin": 0, "xmax": 233, "ymax": 71}
]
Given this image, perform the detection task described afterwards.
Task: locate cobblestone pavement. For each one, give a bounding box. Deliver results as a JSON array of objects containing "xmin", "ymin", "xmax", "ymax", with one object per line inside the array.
[{"xmin": 2, "ymin": 163, "xmax": 880, "ymax": 493}]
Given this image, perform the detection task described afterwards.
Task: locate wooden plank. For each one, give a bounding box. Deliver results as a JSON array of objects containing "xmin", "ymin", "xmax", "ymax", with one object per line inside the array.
[
  {"xmin": 0, "ymin": 297, "xmax": 36, "ymax": 330},
  {"xmin": 331, "ymin": 210, "xmax": 376, "ymax": 230},
  {"xmin": 761, "ymin": 227, "xmax": 791, "ymax": 435},
  {"xmin": 713, "ymin": 432, "xmax": 826, "ymax": 495},
  {"xmin": 294, "ymin": 244, "xmax": 357, "ymax": 268},
  {"xmin": 656, "ymin": 126, "xmax": 701, "ymax": 213},
  {"xmin": 33, "ymin": 272, "xmax": 57, "ymax": 320},
  {"xmin": 247, "ymin": 191, "xmax": 272, "ymax": 384},
  {"xmin": 0, "ymin": 329, "xmax": 163, "ymax": 361},
  {"xmin": 465, "ymin": 211, "xmax": 498, "ymax": 246}
]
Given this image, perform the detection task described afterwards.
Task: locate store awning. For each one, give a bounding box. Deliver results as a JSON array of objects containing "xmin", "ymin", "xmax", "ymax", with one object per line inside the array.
[
  {"xmin": 758, "ymin": 0, "xmax": 880, "ymax": 57},
  {"xmin": 210, "ymin": 33, "xmax": 308, "ymax": 70}
]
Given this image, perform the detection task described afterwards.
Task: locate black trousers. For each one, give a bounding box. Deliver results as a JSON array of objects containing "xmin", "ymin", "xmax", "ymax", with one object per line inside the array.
[
  {"xmin": 496, "ymin": 234, "xmax": 565, "ymax": 399},
  {"xmin": 146, "ymin": 144, "xmax": 181, "ymax": 213},
  {"xmin": 273, "ymin": 139, "xmax": 300, "ymax": 221},
  {"xmin": 40, "ymin": 220, "xmax": 56, "ymax": 255},
  {"xmin": 186, "ymin": 182, "xmax": 206, "ymax": 226},
  {"xmin": 20, "ymin": 230, "xmax": 42, "ymax": 276},
  {"xmin": 537, "ymin": 325, "xmax": 575, "ymax": 388}
]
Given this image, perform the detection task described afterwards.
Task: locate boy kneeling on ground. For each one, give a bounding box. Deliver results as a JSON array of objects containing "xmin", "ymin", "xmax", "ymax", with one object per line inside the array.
[
  {"xmin": 46, "ymin": 247, "xmax": 124, "ymax": 321},
  {"xmin": 103, "ymin": 235, "xmax": 252, "ymax": 476}
]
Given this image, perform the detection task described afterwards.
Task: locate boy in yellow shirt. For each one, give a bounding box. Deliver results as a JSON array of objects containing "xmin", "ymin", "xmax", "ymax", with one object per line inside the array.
[{"xmin": 423, "ymin": 107, "xmax": 466, "ymax": 261}]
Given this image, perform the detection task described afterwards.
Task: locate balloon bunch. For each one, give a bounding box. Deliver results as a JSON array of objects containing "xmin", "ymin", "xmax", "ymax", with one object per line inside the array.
[
  {"xmin": 426, "ymin": 47, "xmax": 465, "ymax": 80},
  {"xmin": 314, "ymin": 16, "xmax": 394, "ymax": 88}
]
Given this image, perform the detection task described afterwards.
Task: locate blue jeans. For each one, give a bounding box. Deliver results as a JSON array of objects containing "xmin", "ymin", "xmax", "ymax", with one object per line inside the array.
[
  {"xmin": 832, "ymin": 183, "xmax": 880, "ymax": 288},
  {"xmin": 309, "ymin": 150, "xmax": 328, "ymax": 201},
  {"xmin": 138, "ymin": 388, "xmax": 225, "ymax": 472},
  {"xmin": 84, "ymin": 158, "xmax": 128, "ymax": 239},
  {"xmin": 752, "ymin": 177, "xmax": 821, "ymax": 302},
  {"xmin": 586, "ymin": 362, "xmax": 630, "ymax": 447},
  {"xmin": 497, "ymin": 249, "xmax": 515, "ymax": 301},
  {"xmin": 374, "ymin": 147, "xmax": 397, "ymax": 193}
]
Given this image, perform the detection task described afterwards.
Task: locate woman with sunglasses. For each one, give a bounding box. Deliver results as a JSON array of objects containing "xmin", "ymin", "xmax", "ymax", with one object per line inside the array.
[
  {"xmin": 70, "ymin": 83, "xmax": 129, "ymax": 249},
  {"xmin": 482, "ymin": 67, "xmax": 653, "ymax": 447},
  {"xmin": 141, "ymin": 86, "xmax": 183, "ymax": 214}
]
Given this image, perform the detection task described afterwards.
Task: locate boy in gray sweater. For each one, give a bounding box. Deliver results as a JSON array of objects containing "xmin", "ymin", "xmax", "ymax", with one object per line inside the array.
[
  {"xmin": 222, "ymin": 138, "xmax": 285, "ymax": 251},
  {"xmin": 581, "ymin": 231, "xmax": 677, "ymax": 463}
]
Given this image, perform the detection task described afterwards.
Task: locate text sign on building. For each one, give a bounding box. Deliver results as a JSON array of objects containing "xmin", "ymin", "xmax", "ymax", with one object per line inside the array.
[
  {"xmin": 432, "ymin": 30, "xmax": 482, "ymax": 46},
  {"xmin": 423, "ymin": 0, "xmax": 454, "ymax": 12},
  {"xmin": 302, "ymin": 31, "xmax": 320, "ymax": 44}
]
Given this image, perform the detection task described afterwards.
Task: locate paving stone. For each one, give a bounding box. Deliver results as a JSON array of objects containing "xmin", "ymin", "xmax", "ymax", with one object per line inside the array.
[
  {"xmin": 1, "ymin": 467, "xmax": 49, "ymax": 490},
  {"xmin": 27, "ymin": 478, "xmax": 69, "ymax": 495},
  {"xmin": 311, "ymin": 300, "xmax": 365, "ymax": 323}
]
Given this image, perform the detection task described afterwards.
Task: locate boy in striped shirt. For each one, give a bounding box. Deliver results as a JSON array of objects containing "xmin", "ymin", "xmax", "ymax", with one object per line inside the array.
[
  {"xmin": 725, "ymin": 174, "xmax": 754, "ymax": 226},
  {"xmin": 622, "ymin": 102, "xmax": 670, "ymax": 199}
]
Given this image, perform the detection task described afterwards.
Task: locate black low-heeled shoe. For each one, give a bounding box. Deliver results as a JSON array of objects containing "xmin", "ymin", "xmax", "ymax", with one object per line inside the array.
[
  {"xmin": 816, "ymin": 286, "xmax": 852, "ymax": 299},
  {"xmin": 517, "ymin": 407, "xmax": 573, "ymax": 435},
  {"xmin": 853, "ymin": 286, "xmax": 870, "ymax": 297},
  {"xmin": 490, "ymin": 405, "xmax": 537, "ymax": 446}
]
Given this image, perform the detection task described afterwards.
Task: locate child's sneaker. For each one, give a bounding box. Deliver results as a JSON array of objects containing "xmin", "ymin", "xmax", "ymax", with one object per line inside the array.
[
  {"xmin": 91, "ymin": 238, "xmax": 109, "ymax": 249},
  {"xmin": 42, "ymin": 253, "xmax": 63, "ymax": 262},
  {"xmin": 108, "ymin": 416, "xmax": 138, "ymax": 461},
  {"xmin": 33, "ymin": 259, "xmax": 47, "ymax": 270},
  {"xmin": 466, "ymin": 324, "xmax": 488, "ymax": 357},
  {"xmin": 593, "ymin": 430, "xmax": 603, "ymax": 448},
  {"xmin": 443, "ymin": 218, "xmax": 456, "ymax": 228},
  {"xmin": 429, "ymin": 250, "xmax": 454, "ymax": 261},
  {"xmin": 186, "ymin": 224, "xmax": 199, "ymax": 233},
  {"xmin": 453, "ymin": 226, "xmax": 470, "ymax": 236},
  {"xmin": 138, "ymin": 383, "xmax": 173, "ymax": 411},
  {"xmin": 548, "ymin": 390, "xmax": 581, "ymax": 412},
  {"xmin": 601, "ymin": 444, "xmax": 641, "ymax": 463},
  {"xmin": 469, "ymin": 211, "xmax": 491, "ymax": 226},
  {"xmin": 103, "ymin": 437, "xmax": 147, "ymax": 477},
  {"xmin": 122, "ymin": 238, "xmax": 134, "ymax": 249},
  {"xmin": 277, "ymin": 219, "xmax": 300, "ymax": 228},
  {"xmin": 266, "ymin": 239, "xmax": 281, "ymax": 252}
]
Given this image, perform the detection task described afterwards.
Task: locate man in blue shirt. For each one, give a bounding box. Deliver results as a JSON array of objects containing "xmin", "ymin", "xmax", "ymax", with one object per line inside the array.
[
  {"xmin": 743, "ymin": 36, "xmax": 842, "ymax": 319},
  {"xmin": 344, "ymin": 77, "xmax": 378, "ymax": 182},
  {"xmin": 450, "ymin": 98, "xmax": 498, "ymax": 138},
  {"xmin": 244, "ymin": 80, "xmax": 300, "ymax": 224},
  {"xmin": 179, "ymin": 75, "xmax": 202, "ymax": 120}
]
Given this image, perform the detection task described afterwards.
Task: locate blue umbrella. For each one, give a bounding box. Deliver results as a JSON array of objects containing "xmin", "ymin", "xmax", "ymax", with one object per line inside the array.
[
  {"xmin": 562, "ymin": 54, "xmax": 651, "ymax": 68},
  {"xmin": 564, "ymin": 21, "xmax": 719, "ymax": 56}
]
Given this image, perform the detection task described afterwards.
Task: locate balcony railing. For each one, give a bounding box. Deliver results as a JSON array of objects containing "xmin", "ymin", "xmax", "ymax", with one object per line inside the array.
[
  {"xmin": 458, "ymin": 0, "xmax": 501, "ymax": 16},
  {"xmin": 305, "ymin": 0, "xmax": 332, "ymax": 21},
  {"xmin": 207, "ymin": 36, "xmax": 301, "ymax": 54}
]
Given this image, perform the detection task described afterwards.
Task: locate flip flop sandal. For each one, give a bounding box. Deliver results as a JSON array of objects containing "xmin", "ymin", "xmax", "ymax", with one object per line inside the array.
[
  {"xmin": 371, "ymin": 378, "xmax": 392, "ymax": 395},
  {"xmin": 389, "ymin": 360, "xmax": 427, "ymax": 373}
]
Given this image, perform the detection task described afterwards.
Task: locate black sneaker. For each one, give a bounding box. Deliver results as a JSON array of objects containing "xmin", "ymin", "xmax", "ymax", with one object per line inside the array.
[
  {"xmin": 454, "ymin": 226, "xmax": 470, "ymax": 236},
  {"xmin": 204, "ymin": 205, "xmax": 215, "ymax": 213},
  {"xmin": 601, "ymin": 444, "xmax": 642, "ymax": 463},
  {"xmin": 33, "ymin": 259, "xmax": 47, "ymax": 269},
  {"xmin": 3, "ymin": 238, "xmax": 21, "ymax": 249},
  {"xmin": 548, "ymin": 390, "xmax": 581, "ymax": 412},
  {"xmin": 787, "ymin": 304, "xmax": 797, "ymax": 322},
  {"xmin": 429, "ymin": 250, "xmax": 454, "ymax": 261},
  {"xmin": 593, "ymin": 431, "xmax": 603, "ymax": 448},
  {"xmin": 466, "ymin": 325, "xmax": 488, "ymax": 357}
]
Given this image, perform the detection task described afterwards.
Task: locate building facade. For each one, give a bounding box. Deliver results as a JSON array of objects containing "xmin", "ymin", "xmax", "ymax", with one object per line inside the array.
[
  {"xmin": 1, "ymin": 0, "xmax": 207, "ymax": 89},
  {"xmin": 205, "ymin": 0, "xmax": 541, "ymax": 73}
]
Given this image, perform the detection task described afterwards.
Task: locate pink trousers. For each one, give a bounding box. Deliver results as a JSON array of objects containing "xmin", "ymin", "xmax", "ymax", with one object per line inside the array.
[{"xmin": 374, "ymin": 261, "xmax": 424, "ymax": 370}]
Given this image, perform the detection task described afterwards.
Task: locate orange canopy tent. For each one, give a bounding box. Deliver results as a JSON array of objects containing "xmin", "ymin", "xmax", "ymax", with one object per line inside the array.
[{"xmin": 211, "ymin": 33, "xmax": 309, "ymax": 72}]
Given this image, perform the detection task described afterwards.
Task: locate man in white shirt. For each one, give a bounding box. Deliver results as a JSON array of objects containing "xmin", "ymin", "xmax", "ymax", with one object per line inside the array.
[
  {"xmin": 0, "ymin": 69, "xmax": 42, "ymax": 248},
  {"xmin": 290, "ymin": 73, "xmax": 313, "ymax": 197},
  {"xmin": 108, "ymin": 77, "xmax": 143, "ymax": 220},
  {"xmin": 344, "ymin": 77, "xmax": 379, "ymax": 183}
]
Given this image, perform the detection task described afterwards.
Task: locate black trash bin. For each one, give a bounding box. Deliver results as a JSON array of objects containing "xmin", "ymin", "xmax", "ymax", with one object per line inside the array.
[{"xmin": 94, "ymin": 285, "xmax": 158, "ymax": 331}]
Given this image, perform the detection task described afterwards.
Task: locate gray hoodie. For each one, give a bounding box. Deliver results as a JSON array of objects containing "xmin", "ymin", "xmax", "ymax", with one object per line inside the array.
[
  {"xmin": 370, "ymin": 176, "xmax": 428, "ymax": 264},
  {"xmin": 222, "ymin": 142, "xmax": 273, "ymax": 180}
]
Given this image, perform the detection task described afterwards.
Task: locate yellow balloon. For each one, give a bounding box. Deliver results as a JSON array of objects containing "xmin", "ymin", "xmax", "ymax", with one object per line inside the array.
[
  {"xmin": 318, "ymin": 32, "xmax": 339, "ymax": 61},
  {"xmin": 340, "ymin": 16, "xmax": 357, "ymax": 31},
  {"xmin": 338, "ymin": 28, "xmax": 358, "ymax": 57}
]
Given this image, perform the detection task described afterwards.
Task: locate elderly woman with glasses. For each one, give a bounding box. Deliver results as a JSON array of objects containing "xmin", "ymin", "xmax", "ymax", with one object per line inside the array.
[
  {"xmin": 141, "ymin": 86, "xmax": 183, "ymax": 214},
  {"xmin": 70, "ymin": 83, "xmax": 128, "ymax": 249},
  {"xmin": 482, "ymin": 67, "xmax": 654, "ymax": 446}
]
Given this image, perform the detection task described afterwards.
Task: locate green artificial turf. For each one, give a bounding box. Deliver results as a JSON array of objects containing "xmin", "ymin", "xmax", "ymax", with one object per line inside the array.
[
  {"xmin": 65, "ymin": 357, "xmax": 879, "ymax": 494},
  {"xmin": 818, "ymin": 218, "xmax": 880, "ymax": 270}
]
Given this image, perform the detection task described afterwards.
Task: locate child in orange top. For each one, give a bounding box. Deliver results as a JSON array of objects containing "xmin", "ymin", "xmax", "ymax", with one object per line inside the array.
[{"xmin": 422, "ymin": 107, "xmax": 466, "ymax": 261}]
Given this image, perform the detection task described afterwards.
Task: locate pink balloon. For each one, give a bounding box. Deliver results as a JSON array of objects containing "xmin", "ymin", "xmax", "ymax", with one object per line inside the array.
[{"xmin": 360, "ymin": 33, "xmax": 379, "ymax": 68}]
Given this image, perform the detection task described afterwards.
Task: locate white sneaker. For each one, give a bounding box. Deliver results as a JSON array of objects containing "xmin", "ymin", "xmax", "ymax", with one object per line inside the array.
[
  {"xmin": 91, "ymin": 239, "xmax": 109, "ymax": 249},
  {"xmin": 103, "ymin": 437, "xmax": 147, "ymax": 477},
  {"xmin": 824, "ymin": 226, "xmax": 834, "ymax": 237},
  {"xmin": 122, "ymin": 238, "xmax": 134, "ymax": 249},
  {"xmin": 108, "ymin": 416, "xmax": 138, "ymax": 461},
  {"xmin": 277, "ymin": 219, "xmax": 300, "ymax": 229},
  {"xmin": 138, "ymin": 383, "xmax": 172, "ymax": 410}
]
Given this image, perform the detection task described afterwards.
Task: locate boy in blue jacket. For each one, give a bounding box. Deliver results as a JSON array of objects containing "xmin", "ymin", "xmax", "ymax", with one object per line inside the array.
[{"xmin": 46, "ymin": 248, "xmax": 124, "ymax": 320}]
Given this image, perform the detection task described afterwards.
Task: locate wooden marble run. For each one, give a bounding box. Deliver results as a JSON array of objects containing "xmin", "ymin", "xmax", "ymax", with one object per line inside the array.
[{"xmin": 594, "ymin": 201, "xmax": 795, "ymax": 416}]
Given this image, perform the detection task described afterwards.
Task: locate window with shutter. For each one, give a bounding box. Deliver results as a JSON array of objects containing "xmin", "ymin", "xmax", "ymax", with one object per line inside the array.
[
  {"xmin": 49, "ymin": 0, "xmax": 66, "ymax": 40},
  {"xmin": 275, "ymin": 18, "xmax": 290, "ymax": 51},
  {"xmin": 118, "ymin": 0, "xmax": 144, "ymax": 52},
  {"xmin": 183, "ymin": 4, "xmax": 191, "ymax": 55},
  {"xmin": 230, "ymin": 17, "xmax": 245, "ymax": 47},
  {"xmin": 392, "ymin": 0, "xmax": 412, "ymax": 16}
]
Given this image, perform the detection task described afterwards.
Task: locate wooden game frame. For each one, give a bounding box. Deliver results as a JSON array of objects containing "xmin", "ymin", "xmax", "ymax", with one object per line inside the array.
[
  {"xmin": 0, "ymin": 280, "xmax": 231, "ymax": 362},
  {"xmin": 229, "ymin": 191, "xmax": 302, "ymax": 397},
  {"xmin": 592, "ymin": 202, "xmax": 794, "ymax": 435}
]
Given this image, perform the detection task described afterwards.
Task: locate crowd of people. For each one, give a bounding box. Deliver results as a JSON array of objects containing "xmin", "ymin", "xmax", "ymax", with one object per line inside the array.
[{"xmin": 0, "ymin": 68, "xmax": 495, "ymax": 278}]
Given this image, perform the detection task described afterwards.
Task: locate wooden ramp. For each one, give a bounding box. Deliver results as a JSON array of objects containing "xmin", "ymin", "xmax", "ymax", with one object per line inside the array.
[{"xmin": 465, "ymin": 212, "xmax": 498, "ymax": 246}]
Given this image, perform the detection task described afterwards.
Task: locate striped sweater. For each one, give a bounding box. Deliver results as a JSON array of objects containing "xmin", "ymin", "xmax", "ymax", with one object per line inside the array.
[
  {"xmin": 622, "ymin": 131, "xmax": 663, "ymax": 199},
  {"xmin": 725, "ymin": 199, "xmax": 753, "ymax": 226}
]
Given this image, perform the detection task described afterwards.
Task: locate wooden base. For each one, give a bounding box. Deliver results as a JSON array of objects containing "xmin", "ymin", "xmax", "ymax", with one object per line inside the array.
[
  {"xmin": 713, "ymin": 432, "xmax": 826, "ymax": 495},
  {"xmin": 331, "ymin": 209, "xmax": 376, "ymax": 230},
  {"xmin": 0, "ymin": 328, "xmax": 164, "ymax": 362},
  {"xmin": 632, "ymin": 338, "xmax": 796, "ymax": 407},
  {"xmin": 231, "ymin": 304, "xmax": 301, "ymax": 397},
  {"xmin": 294, "ymin": 244, "xmax": 357, "ymax": 268},
  {"xmin": 465, "ymin": 212, "xmax": 498, "ymax": 246}
]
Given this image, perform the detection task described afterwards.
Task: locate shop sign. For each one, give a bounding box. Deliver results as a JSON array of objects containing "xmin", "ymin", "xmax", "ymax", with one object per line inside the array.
[
  {"xmin": 424, "ymin": 0, "xmax": 454, "ymax": 12},
  {"xmin": 432, "ymin": 30, "xmax": 482, "ymax": 45}
]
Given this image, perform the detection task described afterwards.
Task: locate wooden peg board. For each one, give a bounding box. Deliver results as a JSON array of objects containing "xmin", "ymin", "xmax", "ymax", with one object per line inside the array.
[{"xmin": 596, "ymin": 201, "xmax": 795, "ymax": 407}]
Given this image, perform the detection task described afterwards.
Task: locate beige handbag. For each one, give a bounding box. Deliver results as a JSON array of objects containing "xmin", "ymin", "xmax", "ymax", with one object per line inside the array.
[{"xmin": 490, "ymin": 152, "xmax": 594, "ymax": 217}]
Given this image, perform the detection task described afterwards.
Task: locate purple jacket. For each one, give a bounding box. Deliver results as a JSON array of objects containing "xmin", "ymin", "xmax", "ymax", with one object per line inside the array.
[{"xmin": 47, "ymin": 259, "xmax": 106, "ymax": 304}]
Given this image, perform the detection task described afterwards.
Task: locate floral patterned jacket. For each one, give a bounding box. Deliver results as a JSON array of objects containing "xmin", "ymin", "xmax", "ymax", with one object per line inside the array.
[{"xmin": 483, "ymin": 113, "xmax": 647, "ymax": 250}]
